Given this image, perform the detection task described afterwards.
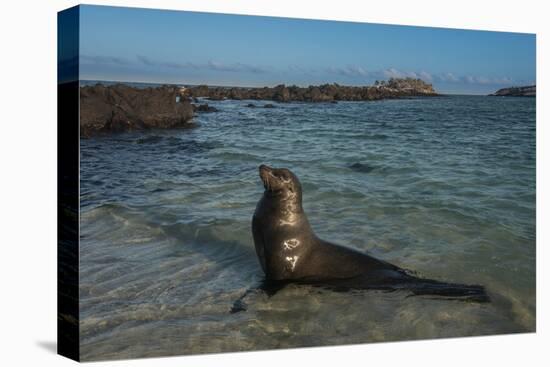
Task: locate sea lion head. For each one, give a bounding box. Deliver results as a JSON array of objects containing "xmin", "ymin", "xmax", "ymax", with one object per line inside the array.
[{"xmin": 259, "ymin": 164, "xmax": 302, "ymax": 203}]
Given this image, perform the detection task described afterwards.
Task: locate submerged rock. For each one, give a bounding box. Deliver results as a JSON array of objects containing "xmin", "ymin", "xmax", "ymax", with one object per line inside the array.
[
  {"xmin": 263, "ymin": 104, "xmax": 276, "ymax": 108},
  {"xmin": 193, "ymin": 103, "xmax": 219, "ymax": 113},
  {"xmin": 79, "ymin": 84, "xmax": 194, "ymax": 137},
  {"xmin": 349, "ymin": 162, "xmax": 376, "ymax": 173}
]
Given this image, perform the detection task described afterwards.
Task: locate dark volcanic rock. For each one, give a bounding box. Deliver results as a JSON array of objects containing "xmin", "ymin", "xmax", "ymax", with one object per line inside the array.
[
  {"xmin": 273, "ymin": 84, "xmax": 291, "ymax": 102},
  {"xmin": 80, "ymin": 84, "xmax": 194, "ymax": 137},
  {"xmin": 489, "ymin": 85, "xmax": 536, "ymax": 97},
  {"xmin": 193, "ymin": 103, "xmax": 218, "ymax": 113},
  {"xmin": 206, "ymin": 95, "xmax": 225, "ymax": 101},
  {"xmin": 246, "ymin": 103, "xmax": 256, "ymax": 108},
  {"xmin": 263, "ymin": 104, "xmax": 276, "ymax": 108},
  {"xmin": 191, "ymin": 85, "xmax": 209, "ymax": 97}
]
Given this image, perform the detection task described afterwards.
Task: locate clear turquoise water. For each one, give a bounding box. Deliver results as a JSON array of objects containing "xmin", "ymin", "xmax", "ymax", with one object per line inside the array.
[{"xmin": 79, "ymin": 95, "xmax": 535, "ymax": 361}]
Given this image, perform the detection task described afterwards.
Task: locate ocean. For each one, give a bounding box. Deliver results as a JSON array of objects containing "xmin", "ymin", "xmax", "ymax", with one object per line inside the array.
[{"xmin": 79, "ymin": 94, "xmax": 535, "ymax": 360}]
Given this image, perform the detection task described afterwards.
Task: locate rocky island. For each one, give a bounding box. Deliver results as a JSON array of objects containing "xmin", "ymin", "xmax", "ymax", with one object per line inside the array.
[
  {"xmin": 80, "ymin": 78, "xmax": 438, "ymax": 136},
  {"xmin": 184, "ymin": 77, "xmax": 438, "ymax": 102},
  {"xmin": 489, "ymin": 85, "xmax": 536, "ymax": 97}
]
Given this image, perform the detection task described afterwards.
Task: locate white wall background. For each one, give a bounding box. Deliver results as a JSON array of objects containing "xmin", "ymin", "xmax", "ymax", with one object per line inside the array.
[{"xmin": 0, "ymin": 0, "xmax": 547, "ymax": 366}]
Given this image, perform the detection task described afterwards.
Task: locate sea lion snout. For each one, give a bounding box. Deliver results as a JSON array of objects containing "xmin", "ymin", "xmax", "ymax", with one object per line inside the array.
[
  {"xmin": 259, "ymin": 164, "xmax": 272, "ymax": 174},
  {"xmin": 259, "ymin": 164, "xmax": 274, "ymax": 190}
]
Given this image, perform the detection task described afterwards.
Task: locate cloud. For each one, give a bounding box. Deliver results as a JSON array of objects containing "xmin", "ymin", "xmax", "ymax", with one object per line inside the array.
[
  {"xmin": 287, "ymin": 64, "xmax": 310, "ymax": 73},
  {"xmin": 325, "ymin": 66, "xmax": 434, "ymax": 82},
  {"xmin": 135, "ymin": 55, "xmax": 267, "ymax": 73},
  {"xmin": 382, "ymin": 68, "xmax": 419, "ymax": 79},
  {"xmin": 80, "ymin": 54, "xmax": 520, "ymax": 87},
  {"xmin": 419, "ymin": 71, "xmax": 433, "ymax": 82},
  {"xmin": 205, "ymin": 60, "xmax": 268, "ymax": 74},
  {"xmin": 431, "ymin": 72, "xmax": 514, "ymax": 85},
  {"xmin": 436, "ymin": 72, "xmax": 459, "ymax": 82},
  {"xmin": 82, "ymin": 53, "xmax": 269, "ymax": 74},
  {"xmin": 493, "ymin": 76, "xmax": 514, "ymax": 84},
  {"xmin": 326, "ymin": 65, "xmax": 369, "ymax": 77},
  {"xmin": 462, "ymin": 75, "xmax": 514, "ymax": 85},
  {"xmin": 325, "ymin": 66, "xmax": 507, "ymax": 86},
  {"xmin": 136, "ymin": 55, "xmax": 198, "ymax": 69},
  {"xmin": 344, "ymin": 65, "xmax": 369, "ymax": 77},
  {"xmin": 80, "ymin": 54, "xmax": 131, "ymax": 65},
  {"xmin": 382, "ymin": 68, "xmax": 399, "ymax": 78},
  {"xmin": 136, "ymin": 54, "xmax": 154, "ymax": 66}
]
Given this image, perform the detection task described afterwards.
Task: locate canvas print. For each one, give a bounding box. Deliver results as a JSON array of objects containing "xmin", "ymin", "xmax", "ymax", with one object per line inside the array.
[{"xmin": 57, "ymin": 4, "xmax": 536, "ymax": 362}]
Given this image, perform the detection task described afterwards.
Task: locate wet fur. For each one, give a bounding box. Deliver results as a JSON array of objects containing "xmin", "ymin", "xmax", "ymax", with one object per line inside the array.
[{"xmin": 232, "ymin": 164, "xmax": 489, "ymax": 313}]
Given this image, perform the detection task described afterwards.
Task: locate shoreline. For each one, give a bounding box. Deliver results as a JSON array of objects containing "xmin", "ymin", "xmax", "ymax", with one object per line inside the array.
[{"xmin": 79, "ymin": 78, "xmax": 439, "ymax": 137}]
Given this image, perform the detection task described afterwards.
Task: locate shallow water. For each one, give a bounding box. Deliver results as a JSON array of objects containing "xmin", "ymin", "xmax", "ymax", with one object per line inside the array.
[{"xmin": 79, "ymin": 95, "xmax": 535, "ymax": 360}]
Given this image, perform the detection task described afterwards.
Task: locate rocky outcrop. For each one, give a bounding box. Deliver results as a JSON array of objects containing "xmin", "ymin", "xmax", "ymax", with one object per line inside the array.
[
  {"xmin": 193, "ymin": 103, "xmax": 218, "ymax": 113},
  {"xmin": 489, "ymin": 85, "xmax": 536, "ymax": 97},
  {"xmin": 79, "ymin": 79, "xmax": 438, "ymax": 136},
  {"xmin": 184, "ymin": 78, "xmax": 438, "ymax": 102},
  {"xmin": 80, "ymin": 84, "xmax": 194, "ymax": 137}
]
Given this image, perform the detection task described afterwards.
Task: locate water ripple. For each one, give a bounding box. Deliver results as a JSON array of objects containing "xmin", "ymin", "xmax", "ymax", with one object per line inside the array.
[{"xmin": 79, "ymin": 96, "xmax": 535, "ymax": 360}]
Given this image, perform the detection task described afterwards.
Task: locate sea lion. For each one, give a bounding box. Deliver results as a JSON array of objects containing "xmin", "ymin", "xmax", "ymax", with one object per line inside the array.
[{"xmin": 251, "ymin": 164, "xmax": 489, "ymax": 301}]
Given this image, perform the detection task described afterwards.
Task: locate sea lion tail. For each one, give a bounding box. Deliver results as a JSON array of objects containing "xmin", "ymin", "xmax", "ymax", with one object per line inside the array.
[{"xmin": 404, "ymin": 277, "xmax": 490, "ymax": 302}]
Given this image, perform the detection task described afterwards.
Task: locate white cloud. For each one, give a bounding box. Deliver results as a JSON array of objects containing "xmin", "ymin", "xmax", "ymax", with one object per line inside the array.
[
  {"xmin": 81, "ymin": 54, "xmax": 131, "ymax": 65},
  {"xmin": 462, "ymin": 75, "xmax": 513, "ymax": 85},
  {"xmin": 383, "ymin": 68, "xmax": 404, "ymax": 78},
  {"xmin": 326, "ymin": 65, "xmax": 369, "ymax": 77},
  {"xmin": 436, "ymin": 72, "xmax": 459, "ymax": 82},
  {"xmin": 134, "ymin": 56, "xmax": 268, "ymax": 74},
  {"xmin": 382, "ymin": 68, "xmax": 421, "ymax": 79},
  {"xmin": 419, "ymin": 71, "xmax": 433, "ymax": 82}
]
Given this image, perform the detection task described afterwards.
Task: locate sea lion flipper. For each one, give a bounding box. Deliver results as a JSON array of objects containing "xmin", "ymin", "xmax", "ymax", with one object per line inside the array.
[
  {"xmin": 258, "ymin": 279, "xmax": 288, "ymax": 297},
  {"xmin": 229, "ymin": 297, "xmax": 248, "ymax": 314},
  {"xmin": 229, "ymin": 280, "xmax": 288, "ymax": 314},
  {"xmin": 229, "ymin": 287, "xmax": 255, "ymax": 314}
]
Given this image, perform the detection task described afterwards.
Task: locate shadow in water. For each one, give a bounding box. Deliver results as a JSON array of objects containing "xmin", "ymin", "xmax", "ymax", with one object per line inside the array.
[
  {"xmin": 36, "ymin": 340, "xmax": 57, "ymax": 354},
  {"xmin": 162, "ymin": 222, "xmax": 260, "ymax": 273}
]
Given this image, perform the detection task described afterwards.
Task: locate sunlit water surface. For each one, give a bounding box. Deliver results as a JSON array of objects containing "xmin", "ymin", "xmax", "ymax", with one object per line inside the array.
[{"xmin": 79, "ymin": 95, "xmax": 535, "ymax": 360}]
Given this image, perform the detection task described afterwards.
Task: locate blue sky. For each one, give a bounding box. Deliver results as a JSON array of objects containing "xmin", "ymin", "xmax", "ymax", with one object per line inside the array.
[{"xmin": 78, "ymin": 5, "xmax": 536, "ymax": 94}]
